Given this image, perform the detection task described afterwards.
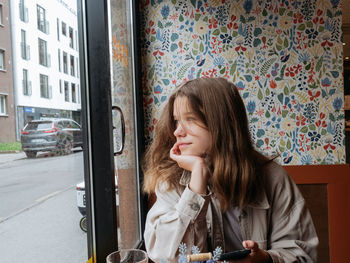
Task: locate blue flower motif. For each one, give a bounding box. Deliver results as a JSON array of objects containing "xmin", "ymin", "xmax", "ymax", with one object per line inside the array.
[
  {"xmin": 220, "ymin": 33, "xmax": 232, "ymax": 44},
  {"xmin": 282, "ymin": 152, "xmax": 293, "ymax": 164},
  {"xmin": 330, "ymin": 0, "xmax": 340, "ymax": 8},
  {"xmin": 308, "ymin": 131, "xmax": 321, "ymax": 142},
  {"xmin": 301, "ymin": 154, "xmax": 313, "ymax": 165},
  {"xmin": 305, "ymin": 29, "xmax": 318, "ymax": 39},
  {"xmin": 236, "ymin": 81, "xmax": 245, "ymax": 90},
  {"xmin": 246, "ymin": 101, "xmax": 256, "ymax": 114},
  {"xmin": 243, "ymin": 0, "xmax": 253, "ymax": 14},
  {"xmin": 298, "ymin": 52, "xmax": 311, "ymax": 64},
  {"xmin": 154, "ymin": 85, "xmax": 163, "ymax": 94},
  {"xmin": 321, "ymin": 77, "xmax": 331, "ymax": 87},
  {"xmin": 161, "ymin": 5, "xmax": 170, "ymax": 19},
  {"xmin": 213, "ymin": 57, "xmax": 225, "ymax": 67},
  {"xmin": 332, "ymin": 97, "xmax": 342, "ymax": 111},
  {"xmin": 303, "ymin": 103, "xmax": 317, "ymax": 123}
]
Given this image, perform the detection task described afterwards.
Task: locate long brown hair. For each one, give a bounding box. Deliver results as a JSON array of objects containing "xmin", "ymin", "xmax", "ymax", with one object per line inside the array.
[{"xmin": 143, "ymin": 78, "xmax": 269, "ymax": 210}]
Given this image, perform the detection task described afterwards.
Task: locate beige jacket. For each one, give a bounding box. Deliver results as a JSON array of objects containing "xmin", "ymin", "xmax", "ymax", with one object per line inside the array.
[{"xmin": 144, "ymin": 162, "xmax": 318, "ymax": 263}]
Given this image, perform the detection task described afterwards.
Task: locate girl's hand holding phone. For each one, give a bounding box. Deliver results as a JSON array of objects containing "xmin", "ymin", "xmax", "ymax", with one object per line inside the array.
[{"xmin": 170, "ymin": 143, "xmax": 210, "ymax": 195}]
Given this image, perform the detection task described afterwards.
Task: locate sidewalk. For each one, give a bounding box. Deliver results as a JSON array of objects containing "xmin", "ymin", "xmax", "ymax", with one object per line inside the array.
[{"xmin": 0, "ymin": 152, "xmax": 26, "ymax": 164}]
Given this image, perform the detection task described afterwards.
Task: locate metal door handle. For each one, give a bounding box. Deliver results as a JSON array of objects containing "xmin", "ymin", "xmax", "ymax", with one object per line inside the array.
[{"xmin": 112, "ymin": 106, "xmax": 125, "ymax": 155}]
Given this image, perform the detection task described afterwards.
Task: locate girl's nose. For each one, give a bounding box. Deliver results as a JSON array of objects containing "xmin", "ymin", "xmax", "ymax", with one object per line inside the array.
[{"xmin": 174, "ymin": 122, "xmax": 186, "ymax": 137}]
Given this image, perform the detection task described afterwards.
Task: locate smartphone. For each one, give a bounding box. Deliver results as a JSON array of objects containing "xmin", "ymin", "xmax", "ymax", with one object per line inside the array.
[{"xmin": 218, "ymin": 249, "xmax": 251, "ymax": 261}]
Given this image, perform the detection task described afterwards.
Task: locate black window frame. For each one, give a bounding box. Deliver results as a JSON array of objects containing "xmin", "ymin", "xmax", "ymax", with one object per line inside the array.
[{"xmin": 78, "ymin": 0, "xmax": 146, "ymax": 262}]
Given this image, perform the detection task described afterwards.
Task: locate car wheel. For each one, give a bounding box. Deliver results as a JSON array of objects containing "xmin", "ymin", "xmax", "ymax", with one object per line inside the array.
[
  {"xmin": 25, "ymin": 151, "xmax": 37, "ymax": 158},
  {"xmin": 80, "ymin": 216, "xmax": 87, "ymax": 232},
  {"xmin": 56, "ymin": 134, "xmax": 73, "ymax": 155}
]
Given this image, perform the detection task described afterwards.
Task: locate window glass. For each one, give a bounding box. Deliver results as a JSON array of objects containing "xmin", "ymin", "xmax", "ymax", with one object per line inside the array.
[
  {"xmin": 0, "ymin": 4, "xmax": 3, "ymax": 25},
  {"xmin": 0, "ymin": 50, "xmax": 4, "ymax": 70},
  {"xmin": 62, "ymin": 21, "xmax": 66, "ymax": 36},
  {"xmin": 25, "ymin": 121, "xmax": 52, "ymax": 130},
  {"xmin": 40, "ymin": 74, "xmax": 49, "ymax": 98},
  {"xmin": 0, "ymin": 95, "xmax": 6, "ymax": 115},
  {"xmin": 38, "ymin": 38, "xmax": 47, "ymax": 66}
]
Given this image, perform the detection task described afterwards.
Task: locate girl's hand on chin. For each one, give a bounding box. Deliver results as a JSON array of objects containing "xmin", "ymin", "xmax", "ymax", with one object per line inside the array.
[{"xmin": 169, "ymin": 143, "xmax": 204, "ymax": 172}]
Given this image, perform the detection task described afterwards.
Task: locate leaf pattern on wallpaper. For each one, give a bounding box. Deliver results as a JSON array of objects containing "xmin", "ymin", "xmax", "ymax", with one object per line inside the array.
[{"xmin": 140, "ymin": 0, "xmax": 345, "ymax": 165}]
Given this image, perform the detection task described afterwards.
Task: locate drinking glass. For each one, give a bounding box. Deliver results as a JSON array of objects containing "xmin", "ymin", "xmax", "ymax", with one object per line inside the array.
[{"xmin": 106, "ymin": 249, "xmax": 148, "ymax": 263}]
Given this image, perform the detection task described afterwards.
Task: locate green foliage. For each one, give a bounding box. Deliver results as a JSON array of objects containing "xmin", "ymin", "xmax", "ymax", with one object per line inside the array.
[{"xmin": 0, "ymin": 142, "xmax": 22, "ymax": 152}]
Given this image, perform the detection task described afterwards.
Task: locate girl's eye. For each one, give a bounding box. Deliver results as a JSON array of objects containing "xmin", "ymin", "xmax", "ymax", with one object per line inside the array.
[{"xmin": 187, "ymin": 117, "xmax": 196, "ymax": 122}]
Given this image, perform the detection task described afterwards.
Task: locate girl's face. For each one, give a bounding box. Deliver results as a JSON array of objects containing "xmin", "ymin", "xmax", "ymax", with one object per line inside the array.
[{"xmin": 172, "ymin": 96, "xmax": 212, "ymax": 156}]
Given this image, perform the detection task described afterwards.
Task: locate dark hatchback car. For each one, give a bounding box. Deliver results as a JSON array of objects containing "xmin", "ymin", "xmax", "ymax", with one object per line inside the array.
[{"xmin": 21, "ymin": 118, "xmax": 83, "ymax": 158}]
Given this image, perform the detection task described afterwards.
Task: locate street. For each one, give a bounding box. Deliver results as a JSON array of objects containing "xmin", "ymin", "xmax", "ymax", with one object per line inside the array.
[{"xmin": 0, "ymin": 150, "xmax": 88, "ymax": 263}]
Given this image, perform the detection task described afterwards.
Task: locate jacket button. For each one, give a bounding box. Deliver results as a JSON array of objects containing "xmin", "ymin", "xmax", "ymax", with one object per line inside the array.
[{"xmin": 190, "ymin": 203, "xmax": 200, "ymax": 211}]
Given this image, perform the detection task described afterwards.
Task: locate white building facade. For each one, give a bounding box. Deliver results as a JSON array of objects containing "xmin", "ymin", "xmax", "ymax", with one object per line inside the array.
[{"xmin": 10, "ymin": 0, "xmax": 81, "ymax": 138}]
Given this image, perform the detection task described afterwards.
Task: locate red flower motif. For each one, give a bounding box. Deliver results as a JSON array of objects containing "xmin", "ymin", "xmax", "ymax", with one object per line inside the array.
[
  {"xmin": 296, "ymin": 115, "xmax": 306, "ymax": 126},
  {"xmin": 269, "ymin": 80, "xmax": 277, "ymax": 89},
  {"xmin": 323, "ymin": 143, "xmax": 336, "ymax": 150},
  {"xmin": 209, "ymin": 18, "xmax": 218, "ymax": 29}
]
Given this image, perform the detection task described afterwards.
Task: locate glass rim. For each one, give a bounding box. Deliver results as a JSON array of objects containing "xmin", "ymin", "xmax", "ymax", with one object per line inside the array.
[{"xmin": 106, "ymin": 248, "xmax": 148, "ymax": 262}]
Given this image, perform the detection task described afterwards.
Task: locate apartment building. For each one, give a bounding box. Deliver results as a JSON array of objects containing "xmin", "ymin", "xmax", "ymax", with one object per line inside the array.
[
  {"xmin": 0, "ymin": 0, "xmax": 16, "ymax": 143},
  {"xmin": 10, "ymin": 0, "xmax": 81, "ymax": 139}
]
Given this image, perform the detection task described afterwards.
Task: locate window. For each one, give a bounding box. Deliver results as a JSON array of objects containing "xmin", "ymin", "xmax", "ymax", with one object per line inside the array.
[
  {"xmin": 23, "ymin": 69, "xmax": 31, "ymax": 95},
  {"xmin": 0, "ymin": 4, "xmax": 3, "ymax": 25},
  {"xmin": 76, "ymin": 57, "xmax": 79, "ymax": 78},
  {"xmin": 19, "ymin": 0, "xmax": 28, "ymax": 22},
  {"xmin": 64, "ymin": 81, "xmax": 69, "ymax": 102},
  {"xmin": 70, "ymin": 55, "xmax": 75, "ymax": 76},
  {"xmin": 72, "ymin": 83, "xmax": 76, "ymax": 103},
  {"xmin": 38, "ymin": 38, "xmax": 49, "ymax": 67},
  {"xmin": 37, "ymin": 5, "xmax": 48, "ymax": 34},
  {"xmin": 21, "ymin": 30, "xmax": 30, "ymax": 60},
  {"xmin": 59, "ymin": 79, "xmax": 62, "ymax": 93},
  {"xmin": 77, "ymin": 84, "xmax": 80, "ymax": 103},
  {"xmin": 0, "ymin": 95, "xmax": 6, "ymax": 115},
  {"xmin": 0, "ymin": 49, "xmax": 4, "ymax": 70},
  {"xmin": 63, "ymin": 51, "xmax": 67, "ymax": 73},
  {"xmin": 40, "ymin": 74, "xmax": 50, "ymax": 98},
  {"xmin": 62, "ymin": 21, "xmax": 66, "ymax": 36},
  {"xmin": 57, "ymin": 18, "xmax": 60, "ymax": 41},
  {"xmin": 58, "ymin": 49, "xmax": 61, "ymax": 72},
  {"xmin": 69, "ymin": 27, "xmax": 74, "ymax": 48}
]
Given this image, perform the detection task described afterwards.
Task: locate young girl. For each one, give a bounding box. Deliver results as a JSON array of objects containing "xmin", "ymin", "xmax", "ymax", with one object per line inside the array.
[{"xmin": 143, "ymin": 78, "xmax": 318, "ymax": 263}]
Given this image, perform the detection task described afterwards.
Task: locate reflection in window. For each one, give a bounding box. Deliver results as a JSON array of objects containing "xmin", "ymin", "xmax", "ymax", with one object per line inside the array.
[
  {"xmin": 64, "ymin": 81, "xmax": 69, "ymax": 102},
  {"xmin": 0, "ymin": 94, "xmax": 6, "ymax": 115},
  {"xmin": 0, "ymin": 49, "xmax": 4, "ymax": 70},
  {"xmin": 37, "ymin": 5, "xmax": 48, "ymax": 34},
  {"xmin": 40, "ymin": 74, "xmax": 50, "ymax": 98},
  {"xmin": 62, "ymin": 21, "xmax": 66, "ymax": 36},
  {"xmin": 63, "ymin": 51, "xmax": 68, "ymax": 73},
  {"xmin": 23, "ymin": 69, "xmax": 31, "ymax": 96},
  {"xmin": 38, "ymin": 38, "xmax": 49, "ymax": 67},
  {"xmin": 70, "ymin": 55, "xmax": 75, "ymax": 76},
  {"xmin": 72, "ymin": 83, "xmax": 76, "ymax": 103},
  {"xmin": 69, "ymin": 27, "xmax": 74, "ymax": 48}
]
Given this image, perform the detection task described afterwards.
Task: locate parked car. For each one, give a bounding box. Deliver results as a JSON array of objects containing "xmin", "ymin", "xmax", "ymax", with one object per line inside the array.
[{"xmin": 21, "ymin": 118, "xmax": 83, "ymax": 158}]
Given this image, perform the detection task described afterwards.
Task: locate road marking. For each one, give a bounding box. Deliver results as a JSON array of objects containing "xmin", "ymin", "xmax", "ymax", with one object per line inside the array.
[
  {"xmin": 0, "ymin": 184, "xmax": 75, "ymax": 224},
  {"xmin": 36, "ymin": 190, "xmax": 61, "ymax": 202}
]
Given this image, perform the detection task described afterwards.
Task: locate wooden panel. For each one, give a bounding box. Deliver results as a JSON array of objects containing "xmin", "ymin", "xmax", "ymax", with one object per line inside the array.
[
  {"xmin": 284, "ymin": 165, "xmax": 350, "ymax": 263},
  {"xmin": 297, "ymin": 184, "xmax": 329, "ymax": 263}
]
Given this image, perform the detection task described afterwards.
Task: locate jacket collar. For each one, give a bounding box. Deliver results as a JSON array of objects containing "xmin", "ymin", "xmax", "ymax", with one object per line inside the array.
[{"xmin": 179, "ymin": 170, "xmax": 270, "ymax": 209}]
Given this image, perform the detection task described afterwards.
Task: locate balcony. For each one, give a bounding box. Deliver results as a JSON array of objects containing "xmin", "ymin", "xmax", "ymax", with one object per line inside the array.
[{"xmin": 38, "ymin": 20, "xmax": 50, "ymax": 34}]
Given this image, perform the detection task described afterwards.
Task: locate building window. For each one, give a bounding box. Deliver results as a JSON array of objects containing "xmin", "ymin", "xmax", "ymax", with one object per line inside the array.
[
  {"xmin": 70, "ymin": 55, "xmax": 75, "ymax": 76},
  {"xmin": 77, "ymin": 84, "xmax": 80, "ymax": 103},
  {"xmin": 19, "ymin": 0, "xmax": 28, "ymax": 22},
  {"xmin": 72, "ymin": 83, "xmax": 76, "ymax": 103},
  {"xmin": 63, "ymin": 51, "xmax": 67, "ymax": 73},
  {"xmin": 0, "ymin": 95, "xmax": 6, "ymax": 115},
  {"xmin": 64, "ymin": 81, "xmax": 69, "ymax": 102},
  {"xmin": 76, "ymin": 57, "xmax": 79, "ymax": 78},
  {"xmin": 40, "ymin": 74, "xmax": 50, "ymax": 98},
  {"xmin": 23, "ymin": 69, "xmax": 31, "ymax": 96},
  {"xmin": 69, "ymin": 27, "xmax": 74, "ymax": 48},
  {"xmin": 59, "ymin": 79, "xmax": 62, "ymax": 93},
  {"xmin": 21, "ymin": 30, "xmax": 30, "ymax": 60},
  {"xmin": 38, "ymin": 38, "xmax": 49, "ymax": 67},
  {"xmin": 57, "ymin": 18, "xmax": 60, "ymax": 41},
  {"xmin": 0, "ymin": 49, "xmax": 4, "ymax": 70},
  {"xmin": 37, "ymin": 5, "xmax": 49, "ymax": 34},
  {"xmin": 62, "ymin": 21, "xmax": 66, "ymax": 36},
  {"xmin": 0, "ymin": 4, "xmax": 3, "ymax": 25},
  {"xmin": 58, "ymin": 49, "xmax": 61, "ymax": 72}
]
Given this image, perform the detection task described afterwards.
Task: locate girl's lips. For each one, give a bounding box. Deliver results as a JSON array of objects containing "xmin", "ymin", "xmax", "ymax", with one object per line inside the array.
[{"xmin": 178, "ymin": 143, "xmax": 191, "ymax": 148}]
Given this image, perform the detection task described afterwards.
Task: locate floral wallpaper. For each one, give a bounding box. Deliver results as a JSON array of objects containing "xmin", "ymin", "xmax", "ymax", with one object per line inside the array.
[{"xmin": 140, "ymin": 0, "xmax": 345, "ymax": 165}]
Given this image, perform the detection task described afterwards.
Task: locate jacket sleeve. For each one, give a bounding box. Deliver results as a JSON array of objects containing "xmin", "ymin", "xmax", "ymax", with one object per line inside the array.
[
  {"xmin": 144, "ymin": 183, "xmax": 211, "ymax": 263},
  {"xmin": 267, "ymin": 170, "xmax": 319, "ymax": 263}
]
